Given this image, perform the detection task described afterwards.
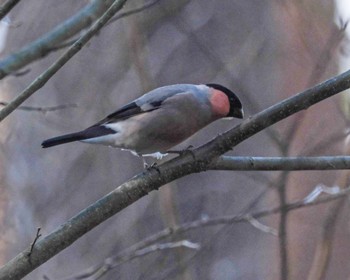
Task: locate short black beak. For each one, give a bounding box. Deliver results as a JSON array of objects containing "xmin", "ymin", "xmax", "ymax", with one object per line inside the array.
[{"xmin": 232, "ymin": 107, "xmax": 244, "ymax": 119}]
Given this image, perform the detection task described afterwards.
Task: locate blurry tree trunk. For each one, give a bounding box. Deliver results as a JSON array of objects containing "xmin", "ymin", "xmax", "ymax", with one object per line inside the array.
[
  {"xmin": 0, "ymin": 135, "xmax": 9, "ymax": 265},
  {"xmin": 271, "ymin": 1, "xmax": 346, "ymax": 280}
]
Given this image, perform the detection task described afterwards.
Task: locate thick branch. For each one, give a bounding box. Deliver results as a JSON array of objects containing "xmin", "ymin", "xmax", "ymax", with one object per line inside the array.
[
  {"xmin": 211, "ymin": 156, "xmax": 350, "ymax": 171},
  {"xmin": 1, "ymin": 69, "xmax": 350, "ymax": 279},
  {"xmin": 0, "ymin": 0, "xmax": 127, "ymax": 123}
]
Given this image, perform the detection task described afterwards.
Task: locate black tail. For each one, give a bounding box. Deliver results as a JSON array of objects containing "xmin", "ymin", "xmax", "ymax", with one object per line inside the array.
[
  {"xmin": 41, "ymin": 132, "xmax": 86, "ymax": 148},
  {"xmin": 41, "ymin": 125, "xmax": 117, "ymax": 148}
]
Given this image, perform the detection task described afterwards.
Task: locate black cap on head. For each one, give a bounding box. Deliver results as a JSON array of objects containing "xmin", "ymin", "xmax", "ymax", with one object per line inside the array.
[{"xmin": 206, "ymin": 83, "xmax": 244, "ymax": 119}]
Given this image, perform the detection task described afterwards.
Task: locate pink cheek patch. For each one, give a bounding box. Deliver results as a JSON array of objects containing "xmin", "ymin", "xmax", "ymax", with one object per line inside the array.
[{"xmin": 210, "ymin": 89, "xmax": 230, "ymax": 117}]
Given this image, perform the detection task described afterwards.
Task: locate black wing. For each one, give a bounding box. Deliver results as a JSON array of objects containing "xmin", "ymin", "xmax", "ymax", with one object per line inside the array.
[
  {"xmin": 93, "ymin": 85, "xmax": 193, "ymax": 126},
  {"xmin": 105, "ymin": 102, "xmax": 143, "ymax": 121},
  {"xmin": 93, "ymin": 100, "xmax": 162, "ymax": 126}
]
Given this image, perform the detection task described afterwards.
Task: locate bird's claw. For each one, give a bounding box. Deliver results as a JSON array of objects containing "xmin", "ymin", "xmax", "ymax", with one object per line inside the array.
[
  {"xmin": 145, "ymin": 162, "xmax": 161, "ymax": 174},
  {"xmin": 167, "ymin": 145, "xmax": 196, "ymax": 160}
]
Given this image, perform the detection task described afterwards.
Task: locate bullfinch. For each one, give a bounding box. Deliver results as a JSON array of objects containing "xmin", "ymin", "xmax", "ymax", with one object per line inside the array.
[{"xmin": 42, "ymin": 84, "xmax": 243, "ymax": 165}]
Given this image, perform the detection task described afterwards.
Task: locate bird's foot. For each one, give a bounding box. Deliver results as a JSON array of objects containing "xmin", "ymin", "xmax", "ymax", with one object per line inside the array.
[
  {"xmin": 141, "ymin": 156, "xmax": 160, "ymax": 173},
  {"xmin": 142, "ymin": 152, "xmax": 168, "ymax": 160},
  {"xmin": 167, "ymin": 145, "xmax": 196, "ymax": 160},
  {"xmin": 145, "ymin": 162, "xmax": 161, "ymax": 174},
  {"xmin": 140, "ymin": 153, "xmax": 163, "ymax": 174}
]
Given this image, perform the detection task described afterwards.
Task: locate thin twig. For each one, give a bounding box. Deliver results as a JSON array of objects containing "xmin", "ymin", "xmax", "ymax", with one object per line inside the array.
[
  {"xmin": 66, "ymin": 187, "xmax": 350, "ymax": 280},
  {"xmin": 28, "ymin": 228, "xmax": 42, "ymax": 257},
  {"xmin": 246, "ymin": 215, "xmax": 278, "ymax": 236},
  {"xmin": 88, "ymin": 241, "xmax": 200, "ymax": 280},
  {"xmin": 108, "ymin": 0, "xmax": 161, "ymax": 25},
  {"xmin": 0, "ymin": 102, "xmax": 77, "ymax": 112},
  {"xmin": 63, "ymin": 240, "xmax": 199, "ymax": 280},
  {"xmin": 278, "ymin": 171, "xmax": 289, "ymax": 280},
  {"xmin": 10, "ymin": 68, "xmax": 30, "ymax": 77},
  {"xmin": 51, "ymin": 0, "xmax": 162, "ymax": 51}
]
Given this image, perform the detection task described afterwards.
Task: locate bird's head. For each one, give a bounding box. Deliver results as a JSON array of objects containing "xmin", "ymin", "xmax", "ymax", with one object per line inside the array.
[{"xmin": 206, "ymin": 83, "xmax": 244, "ymax": 119}]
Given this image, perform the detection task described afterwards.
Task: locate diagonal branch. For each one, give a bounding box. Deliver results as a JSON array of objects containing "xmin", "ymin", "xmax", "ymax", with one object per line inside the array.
[
  {"xmin": 0, "ymin": 0, "xmax": 20, "ymax": 20},
  {"xmin": 0, "ymin": 0, "xmax": 128, "ymax": 123},
  {"xmin": 1, "ymin": 69, "xmax": 350, "ymax": 279},
  {"xmin": 82, "ymin": 240, "xmax": 200, "ymax": 280},
  {"xmin": 0, "ymin": 0, "xmax": 115, "ymax": 79},
  {"xmin": 49, "ymin": 0, "xmax": 163, "ymax": 52}
]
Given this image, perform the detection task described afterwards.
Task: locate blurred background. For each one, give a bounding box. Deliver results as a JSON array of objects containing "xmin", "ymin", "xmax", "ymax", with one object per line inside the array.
[{"xmin": 0, "ymin": 0, "xmax": 349, "ymax": 279}]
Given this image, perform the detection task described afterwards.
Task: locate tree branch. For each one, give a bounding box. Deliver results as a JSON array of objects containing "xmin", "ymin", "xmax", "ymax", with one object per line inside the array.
[
  {"xmin": 77, "ymin": 240, "xmax": 200, "ymax": 280},
  {"xmin": 1, "ymin": 69, "xmax": 350, "ymax": 279},
  {"xmin": 0, "ymin": 0, "xmax": 128, "ymax": 123},
  {"xmin": 0, "ymin": 0, "xmax": 20, "ymax": 20},
  {"xmin": 211, "ymin": 156, "xmax": 350, "ymax": 171},
  {"xmin": 66, "ymin": 186, "xmax": 350, "ymax": 280},
  {"xmin": 0, "ymin": 101, "xmax": 77, "ymax": 112},
  {"xmin": 50, "ymin": 0, "xmax": 163, "ymax": 52},
  {"xmin": 0, "ymin": 0, "xmax": 116, "ymax": 79},
  {"xmin": 108, "ymin": 0, "xmax": 162, "ymax": 25}
]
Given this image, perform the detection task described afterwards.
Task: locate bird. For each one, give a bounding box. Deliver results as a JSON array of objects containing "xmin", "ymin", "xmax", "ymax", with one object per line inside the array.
[{"xmin": 42, "ymin": 84, "xmax": 244, "ymax": 167}]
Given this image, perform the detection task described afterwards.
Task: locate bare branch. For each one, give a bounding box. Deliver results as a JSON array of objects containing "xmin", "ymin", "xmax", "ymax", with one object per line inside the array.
[
  {"xmin": 0, "ymin": 0, "xmax": 116, "ymax": 79},
  {"xmin": 68, "ymin": 187, "xmax": 350, "ymax": 280},
  {"xmin": 0, "ymin": 0, "xmax": 20, "ymax": 20},
  {"xmin": 278, "ymin": 171, "xmax": 289, "ymax": 280},
  {"xmin": 172, "ymin": 187, "xmax": 350, "ymax": 232},
  {"xmin": 303, "ymin": 184, "xmax": 340, "ymax": 203},
  {"xmin": 211, "ymin": 156, "xmax": 350, "ymax": 171},
  {"xmin": 245, "ymin": 215, "xmax": 278, "ymax": 236},
  {"xmin": 108, "ymin": 0, "xmax": 162, "ymax": 25},
  {"xmin": 82, "ymin": 241, "xmax": 200, "ymax": 280},
  {"xmin": 0, "ymin": 101, "xmax": 77, "ymax": 112},
  {"xmin": 27, "ymin": 228, "xmax": 42, "ymax": 258},
  {"xmin": 0, "ymin": 0, "xmax": 128, "ymax": 123},
  {"xmin": 51, "ymin": 0, "xmax": 163, "ymax": 52},
  {"xmin": 1, "ymin": 69, "xmax": 350, "ymax": 279}
]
